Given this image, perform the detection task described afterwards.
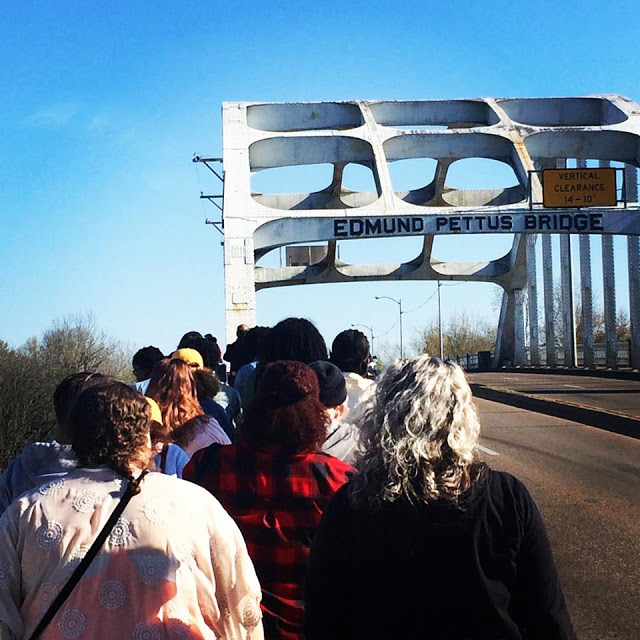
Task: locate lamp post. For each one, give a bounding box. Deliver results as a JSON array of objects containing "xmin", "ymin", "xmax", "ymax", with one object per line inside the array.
[
  {"xmin": 437, "ymin": 281, "xmax": 444, "ymax": 359},
  {"xmin": 375, "ymin": 296, "xmax": 404, "ymax": 358},
  {"xmin": 351, "ymin": 323, "xmax": 375, "ymax": 357}
]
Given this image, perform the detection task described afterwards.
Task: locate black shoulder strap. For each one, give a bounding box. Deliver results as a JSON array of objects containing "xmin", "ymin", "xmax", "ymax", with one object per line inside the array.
[
  {"xmin": 160, "ymin": 444, "xmax": 169, "ymax": 473},
  {"xmin": 28, "ymin": 471, "xmax": 148, "ymax": 640}
]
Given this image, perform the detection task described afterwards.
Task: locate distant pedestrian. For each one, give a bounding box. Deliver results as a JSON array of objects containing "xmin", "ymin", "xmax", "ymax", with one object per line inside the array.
[
  {"xmin": 0, "ymin": 372, "xmax": 110, "ymax": 516},
  {"xmin": 309, "ymin": 360, "xmax": 360, "ymax": 466},
  {"xmin": 146, "ymin": 358, "xmax": 230, "ymax": 457},
  {"xmin": 329, "ymin": 329, "xmax": 375, "ymax": 419}
]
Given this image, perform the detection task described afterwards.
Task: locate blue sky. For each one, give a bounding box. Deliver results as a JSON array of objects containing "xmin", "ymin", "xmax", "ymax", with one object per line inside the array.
[{"xmin": 2, "ymin": 1, "xmax": 639, "ymax": 357}]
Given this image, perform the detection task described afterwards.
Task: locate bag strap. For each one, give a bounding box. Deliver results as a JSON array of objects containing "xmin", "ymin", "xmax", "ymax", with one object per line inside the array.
[
  {"xmin": 28, "ymin": 471, "xmax": 148, "ymax": 640},
  {"xmin": 160, "ymin": 444, "xmax": 169, "ymax": 473}
]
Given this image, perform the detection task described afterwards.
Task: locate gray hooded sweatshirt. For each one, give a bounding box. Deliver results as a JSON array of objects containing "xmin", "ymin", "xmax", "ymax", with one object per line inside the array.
[{"xmin": 0, "ymin": 440, "xmax": 78, "ymax": 516}]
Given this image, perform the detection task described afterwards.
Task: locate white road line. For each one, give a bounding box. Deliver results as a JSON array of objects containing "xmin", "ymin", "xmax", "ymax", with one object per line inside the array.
[
  {"xmin": 477, "ymin": 444, "xmax": 500, "ymax": 456},
  {"xmin": 563, "ymin": 384, "xmax": 583, "ymax": 389}
]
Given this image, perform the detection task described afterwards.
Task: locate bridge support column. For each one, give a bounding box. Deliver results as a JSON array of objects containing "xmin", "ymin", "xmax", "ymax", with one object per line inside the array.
[
  {"xmin": 576, "ymin": 159, "xmax": 594, "ymax": 368},
  {"xmin": 223, "ymin": 229, "xmax": 257, "ymax": 345},
  {"xmin": 542, "ymin": 235, "xmax": 556, "ymax": 366},
  {"xmin": 579, "ymin": 234, "xmax": 595, "ymax": 368},
  {"xmin": 514, "ymin": 288, "xmax": 526, "ymax": 366},
  {"xmin": 627, "ymin": 164, "xmax": 640, "ymax": 368},
  {"xmin": 526, "ymin": 235, "xmax": 540, "ymax": 366},
  {"xmin": 559, "ymin": 235, "xmax": 576, "ymax": 366},
  {"xmin": 599, "ymin": 160, "xmax": 617, "ymax": 368}
]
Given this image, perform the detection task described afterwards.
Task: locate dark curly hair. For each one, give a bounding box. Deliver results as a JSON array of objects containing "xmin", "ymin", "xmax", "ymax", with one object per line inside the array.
[
  {"xmin": 263, "ymin": 318, "xmax": 328, "ymax": 364},
  {"xmin": 53, "ymin": 372, "xmax": 112, "ymax": 440},
  {"xmin": 132, "ymin": 346, "xmax": 164, "ymax": 381},
  {"xmin": 243, "ymin": 360, "xmax": 328, "ymax": 453},
  {"xmin": 194, "ymin": 367, "xmax": 221, "ymax": 399},
  {"xmin": 69, "ymin": 381, "xmax": 152, "ymax": 483}
]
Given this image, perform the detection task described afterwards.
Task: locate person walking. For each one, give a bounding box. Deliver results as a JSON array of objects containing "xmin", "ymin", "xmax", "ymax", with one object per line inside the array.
[
  {"xmin": 0, "ymin": 380, "xmax": 263, "ymax": 639},
  {"xmin": 305, "ymin": 356, "xmax": 576, "ymax": 640}
]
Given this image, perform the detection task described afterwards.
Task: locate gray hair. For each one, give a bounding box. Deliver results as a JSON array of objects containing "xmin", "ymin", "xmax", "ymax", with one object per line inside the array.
[{"xmin": 350, "ymin": 355, "xmax": 483, "ymax": 509}]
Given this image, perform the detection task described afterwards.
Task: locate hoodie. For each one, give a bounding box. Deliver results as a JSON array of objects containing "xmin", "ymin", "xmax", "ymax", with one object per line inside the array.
[{"xmin": 0, "ymin": 440, "xmax": 78, "ymax": 515}]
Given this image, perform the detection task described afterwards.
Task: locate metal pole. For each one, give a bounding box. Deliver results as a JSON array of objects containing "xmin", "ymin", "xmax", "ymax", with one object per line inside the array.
[
  {"xmin": 599, "ymin": 160, "xmax": 617, "ymax": 369},
  {"xmin": 526, "ymin": 235, "xmax": 540, "ymax": 366},
  {"xmin": 399, "ymin": 299, "xmax": 404, "ymax": 359},
  {"xmin": 626, "ymin": 164, "xmax": 640, "ymax": 369},
  {"xmin": 438, "ymin": 281, "xmax": 444, "ymax": 359},
  {"xmin": 542, "ymin": 235, "xmax": 556, "ymax": 366}
]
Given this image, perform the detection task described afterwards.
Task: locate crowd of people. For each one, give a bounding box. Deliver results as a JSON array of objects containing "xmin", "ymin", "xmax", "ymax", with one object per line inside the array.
[{"xmin": 0, "ymin": 318, "xmax": 576, "ymax": 639}]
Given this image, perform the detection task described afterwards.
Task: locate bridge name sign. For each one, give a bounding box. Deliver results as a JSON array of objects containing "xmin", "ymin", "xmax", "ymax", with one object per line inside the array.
[{"xmin": 330, "ymin": 209, "xmax": 639, "ymax": 239}]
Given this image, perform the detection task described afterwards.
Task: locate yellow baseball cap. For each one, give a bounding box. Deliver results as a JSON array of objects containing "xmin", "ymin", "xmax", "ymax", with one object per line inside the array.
[
  {"xmin": 171, "ymin": 348, "xmax": 204, "ymax": 369},
  {"xmin": 144, "ymin": 396, "xmax": 163, "ymax": 424}
]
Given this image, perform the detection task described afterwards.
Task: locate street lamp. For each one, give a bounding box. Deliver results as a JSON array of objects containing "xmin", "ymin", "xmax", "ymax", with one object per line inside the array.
[
  {"xmin": 375, "ymin": 296, "xmax": 404, "ymax": 358},
  {"xmin": 437, "ymin": 281, "xmax": 444, "ymax": 359},
  {"xmin": 351, "ymin": 323, "xmax": 375, "ymax": 357}
]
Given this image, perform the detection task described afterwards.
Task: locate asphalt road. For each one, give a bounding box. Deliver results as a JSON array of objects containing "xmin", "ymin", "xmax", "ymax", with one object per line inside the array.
[
  {"xmin": 471, "ymin": 372, "xmax": 640, "ymax": 418},
  {"xmin": 475, "ymin": 397, "xmax": 640, "ymax": 640}
]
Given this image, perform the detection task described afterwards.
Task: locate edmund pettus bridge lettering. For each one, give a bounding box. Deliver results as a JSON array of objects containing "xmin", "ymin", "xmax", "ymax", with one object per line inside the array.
[{"xmin": 332, "ymin": 212, "xmax": 606, "ymax": 239}]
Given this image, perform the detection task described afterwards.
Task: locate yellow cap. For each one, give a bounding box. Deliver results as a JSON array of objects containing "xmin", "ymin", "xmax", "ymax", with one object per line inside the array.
[
  {"xmin": 144, "ymin": 396, "xmax": 163, "ymax": 424},
  {"xmin": 171, "ymin": 348, "xmax": 204, "ymax": 369}
]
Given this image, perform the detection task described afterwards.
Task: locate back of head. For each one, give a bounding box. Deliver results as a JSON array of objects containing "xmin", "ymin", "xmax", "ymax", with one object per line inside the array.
[
  {"xmin": 243, "ymin": 326, "xmax": 271, "ymax": 362},
  {"xmin": 132, "ymin": 346, "xmax": 165, "ymax": 381},
  {"xmin": 177, "ymin": 331, "xmax": 204, "ymax": 349},
  {"xmin": 194, "ymin": 367, "xmax": 221, "ymax": 399},
  {"xmin": 330, "ymin": 329, "xmax": 370, "ymax": 375},
  {"xmin": 53, "ymin": 372, "xmax": 112, "ymax": 440},
  {"xmin": 309, "ymin": 361, "xmax": 348, "ymax": 408},
  {"xmin": 351, "ymin": 355, "xmax": 482, "ymax": 509},
  {"xmin": 263, "ymin": 317, "xmax": 328, "ymax": 365},
  {"xmin": 176, "ymin": 337, "xmax": 220, "ymax": 368},
  {"xmin": 146, "ymin": 358, "xmax": 203, "ymax": 433},
  {"xmin": 243, "ymin": 360, "xmax": 327, "ymax": 453},
  {"xmin": 69, "ymin": 380, "xmax": 152, "ymax": 479}
]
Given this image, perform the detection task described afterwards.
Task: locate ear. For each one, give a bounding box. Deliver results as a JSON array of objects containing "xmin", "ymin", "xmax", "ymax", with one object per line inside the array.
[{"xmin": 334, "ymin": 401, "xmax": 349, "ymax": 420}]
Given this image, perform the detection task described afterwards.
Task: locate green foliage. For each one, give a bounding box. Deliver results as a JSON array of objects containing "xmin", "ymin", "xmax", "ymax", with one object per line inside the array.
[{"xmin": 0, "ymin": 315, "xmax": 133, "ymax": 471}]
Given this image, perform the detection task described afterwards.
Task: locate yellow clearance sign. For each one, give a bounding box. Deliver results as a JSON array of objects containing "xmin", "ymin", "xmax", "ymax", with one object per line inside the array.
[{"xmin": 542, "ymin": 168, "xmax": 617, "ymax": 208}]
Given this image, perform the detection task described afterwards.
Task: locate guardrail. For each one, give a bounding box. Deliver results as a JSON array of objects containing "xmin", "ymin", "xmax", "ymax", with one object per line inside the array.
[{"xmin": 451, "ymin": 341, "xmax": 632, "ymax": 371}]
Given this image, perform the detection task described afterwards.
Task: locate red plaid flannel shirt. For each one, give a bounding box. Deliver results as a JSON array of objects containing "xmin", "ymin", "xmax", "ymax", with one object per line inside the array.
[{"xmin": 184, "ymin": 441, "xmax": 355, "ymax": 640}]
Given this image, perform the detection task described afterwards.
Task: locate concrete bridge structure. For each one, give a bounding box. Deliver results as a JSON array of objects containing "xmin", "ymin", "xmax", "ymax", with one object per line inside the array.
[{"xmin": 198, "ymin": 96, "xmax": 640, "ymax": 368}]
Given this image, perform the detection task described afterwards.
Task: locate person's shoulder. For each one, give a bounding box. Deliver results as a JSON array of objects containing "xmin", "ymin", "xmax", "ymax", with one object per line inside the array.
[
  {"xmin": 146, "ymin": 472, "xmax": 225, "ymax": 507},
  {"xmin": 482, "ymin": 467, "xmax": 534, "ymax": 503},
  {"xmin": 305, "ymin": 451, "xmax": 356, "ymax": 478}
]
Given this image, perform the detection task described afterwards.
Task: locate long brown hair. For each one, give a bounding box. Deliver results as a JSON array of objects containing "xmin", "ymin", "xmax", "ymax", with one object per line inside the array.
[{"xmin": 146, "ymin": 358, "xmax": 204, "ymax": 437}]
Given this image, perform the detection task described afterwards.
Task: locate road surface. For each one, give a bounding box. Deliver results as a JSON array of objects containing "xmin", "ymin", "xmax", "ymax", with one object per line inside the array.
[{"xmin": 475, "ymin": 397, "xmax": 640, "ymax": 639}]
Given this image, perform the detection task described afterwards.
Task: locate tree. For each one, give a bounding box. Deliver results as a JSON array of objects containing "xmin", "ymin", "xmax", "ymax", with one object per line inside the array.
[
  {"xmin": 415, "ymin": 312, "xmax": 496, "ymax": 357},
  {"xmin": 0, "ymin": 315, "xmax": 133, "ymax": 471}
]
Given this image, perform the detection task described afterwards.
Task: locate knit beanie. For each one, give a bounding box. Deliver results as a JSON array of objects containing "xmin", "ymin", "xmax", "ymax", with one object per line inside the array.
[{"xmin": 309, "ymin": 361, "xmax": 348, "ymax": 408}]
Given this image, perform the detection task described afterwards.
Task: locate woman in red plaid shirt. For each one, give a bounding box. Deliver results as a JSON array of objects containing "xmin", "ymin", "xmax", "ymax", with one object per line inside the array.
[{"xmin": 184, "ymin": 360, "xmax": 355, "ymax": 640}]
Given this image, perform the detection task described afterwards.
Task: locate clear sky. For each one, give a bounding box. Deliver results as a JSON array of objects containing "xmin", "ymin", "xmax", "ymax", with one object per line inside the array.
[{"xmin": 2, "ymin": 1, "xmax": 640, "ymax": 357}]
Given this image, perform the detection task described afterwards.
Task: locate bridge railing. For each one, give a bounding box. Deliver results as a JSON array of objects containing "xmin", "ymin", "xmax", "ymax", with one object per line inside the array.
[{"xmin": 451, "ymin": 342, "xmax": 632, "ymax": 370}]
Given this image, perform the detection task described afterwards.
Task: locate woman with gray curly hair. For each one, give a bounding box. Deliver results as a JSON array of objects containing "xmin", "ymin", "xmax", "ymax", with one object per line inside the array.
[{"xmin": 305, "ymin": 355, "xmax": 575, "ymax": 640}]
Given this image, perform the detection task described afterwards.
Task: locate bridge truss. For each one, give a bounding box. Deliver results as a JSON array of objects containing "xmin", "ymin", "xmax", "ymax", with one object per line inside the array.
[{"xmin": 204, "ymin": 95, "xmax": 640, "ymax": 367}]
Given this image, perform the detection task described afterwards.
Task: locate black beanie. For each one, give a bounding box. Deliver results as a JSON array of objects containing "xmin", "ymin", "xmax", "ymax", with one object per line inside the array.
[{"xmin": 309, "ymin": 361, "xmax": 347, "ymax": 408}]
